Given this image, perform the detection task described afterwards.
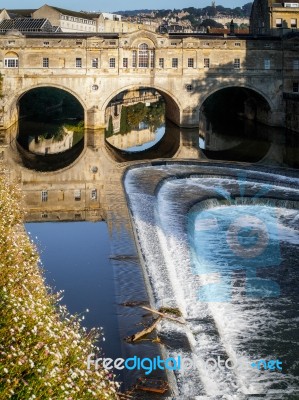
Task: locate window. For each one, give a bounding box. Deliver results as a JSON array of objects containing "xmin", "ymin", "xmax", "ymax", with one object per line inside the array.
[
  {"xmin": 91, "ymin": 189, "xmax": 97, "ymax": 200},
  {"xmin": 76, "ymin": 41, "xmax": 82, "ymax": 46},
  {"xmin": 264, "ymin": 59, "xmax": 271, "ymax": 69},
  {"xmin": 159, "ymin": 58, "xmax": 164, "ymax": 68},
  {"xmin": 132, "ymin": 50, "xmax": 137, "ymax": 68},
  {"xmin": 234, "ymin": 42, "xmax": 241, "ymax": 47},
  {"xmin": 188, "ymin": 58, "xmax": 194, "ymax": 68},
  {"xmin": 123, "ymin": 57, "xmax": 128, "ymax": 68},
  {"xmin": 109, "ymin": 41, "xmax": 116, "ymax": 45},
  {"xmin": 109, "ymin": 58, "xmax": 116, "ymax": 68},
  {"xmin": 276, "ymin": 18, "xmax": 282, "ymax": 28},
  {"xmin": 74, "ymin": 190, "xmax": 81, "ymax": 201},
  {"xmin": 41, "ymin": 190, "xmax": 48, "ymax": 202},
  {"xmin": 204, "ymin": 58, "xmax": 210, "ymax": 68},
  {"xmin": 43, "ymin": 41, "xmax": 49, "ymax": 46},
  {"xmin": 42, "ymin": 57, "xmax": 49, "ymax": 68},
  {"xmin": 171, "ymin": 42, "xmax": 177, "ymax": 45},
  {"xmin": 76, "ymin": 58, "xmax": 82, "ymax": 68},
  {"xmin": 4, "ymin": 58, "xmax": 19, "ymax": 68},
  {"xmin": 150, "ymin": 50, "xmax": 154, "ymax": 68},
  {"xmin": 138, "ymin": 43, "xmax": 149, "ymax": 68},
  {"xmin": 8, "ymin": 40, "xmax": 15, "ymax": 45},
  {"xmin": 172, "ymin": 58, "xmax": 178, "ymax": 68},
  {"xmin": 186, "ymin": 84, "xmax": 193, "ymax": 92},
  {"xmin": 92, "ymin": 58, "xmax": 98, "ymax": 68},
  {"xmin": 293, "ymin": 82, "xmax": 299, "ymax": 93},
  {"xmin": 291, "ymin": 18, "xmax": 297, "ymax": 28},
  {"xmin": 293, "ymin": 59, "xmax": 299, "ymax": 70},
  {"xmin": 234, "ymin": 58, "xmax": 240, "ymax": 69}
]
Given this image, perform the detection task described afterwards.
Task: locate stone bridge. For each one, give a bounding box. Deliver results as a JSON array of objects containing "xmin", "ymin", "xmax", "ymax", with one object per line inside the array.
[{"xmin": 0, "ymin": 30, "xmax": 287, "ymax": 131}]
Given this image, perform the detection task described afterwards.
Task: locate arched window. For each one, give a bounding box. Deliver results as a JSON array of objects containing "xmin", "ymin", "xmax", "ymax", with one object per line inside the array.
[
  {"xmin": 138, "ymin": 43, "xmax": 149, "ymax": 68},
  {"xmin": 4, "ymin": 51, "xmax": 19, "ymax": 68}
]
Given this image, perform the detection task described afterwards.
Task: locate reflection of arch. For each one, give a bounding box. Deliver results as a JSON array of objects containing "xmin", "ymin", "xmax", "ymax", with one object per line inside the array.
[{"xmin": 102, "ymin": 84, "xmax": 182, "ymax": 126}]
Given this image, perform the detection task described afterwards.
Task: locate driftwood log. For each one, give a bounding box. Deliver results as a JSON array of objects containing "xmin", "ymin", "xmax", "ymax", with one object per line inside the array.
[
  {"xmin": 141, "ymin": 306, "xmax": 185, "ymax": 325},
  {"xmin": 126, "ymin": 317, "xmax": 162, "ymax": 342},
  {"xmin": 125, "ymin": 306, "xmax": 185, "ymax": 342}
]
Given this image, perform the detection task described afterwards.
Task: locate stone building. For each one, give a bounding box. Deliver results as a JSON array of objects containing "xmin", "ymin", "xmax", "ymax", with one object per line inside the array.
[
  {"xmin": 250, "ymin": 0, "xmax": 299, "ymax": 35},
  {"xmin": 32, "ymin": 5, "xmax": 155, "ymax": 33},
  {"xmin": 0, "ymin": 9, "xmax": 10, "ymax": 22},
  {"xmin": 33, "ymin": 5, "xmax": 97, "ymax": 33},
  {"xmin": 0, "ymin": 29, "xmax": 298, "ymax": 131}
]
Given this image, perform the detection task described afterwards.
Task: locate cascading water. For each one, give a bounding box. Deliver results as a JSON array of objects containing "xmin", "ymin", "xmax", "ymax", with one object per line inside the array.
[{"xmin": 124, "ymin": 163, "xmax": 299, "ymax": 398}]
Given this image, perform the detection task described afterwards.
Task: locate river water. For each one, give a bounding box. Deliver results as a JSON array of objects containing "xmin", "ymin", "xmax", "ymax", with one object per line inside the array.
[
  {"xmin": 15, "ymin": 88, "xmax": 299, "ymax": 397},
  {"xmin": 124, "ymin": 163, "xmax": 299, "ymax": 397}
]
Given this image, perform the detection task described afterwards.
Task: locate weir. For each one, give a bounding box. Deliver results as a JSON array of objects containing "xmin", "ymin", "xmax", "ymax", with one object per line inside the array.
[{"xmin": 124, "ymin": 162, "xmax": 299, "ymax": 396}]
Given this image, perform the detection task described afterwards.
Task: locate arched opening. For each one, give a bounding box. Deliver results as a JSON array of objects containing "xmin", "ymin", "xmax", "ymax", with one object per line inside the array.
[
  {"xmin": 4, "ymin": 51, "xmax": 19, "ymax": 68},
  {"xmin": 137, "ymin": 43, "xmax": 154, "ymax": 68},
  {"xmin": 16, "ymin": 87, "xmax": 85, "ymax": 171},
  {"xmin": 199, "ymin": 87, "xmax": 275, "ymax": 162},
  {"xmin": 104, "ymin": 87, "xmax": 180, "ymax": 160}
]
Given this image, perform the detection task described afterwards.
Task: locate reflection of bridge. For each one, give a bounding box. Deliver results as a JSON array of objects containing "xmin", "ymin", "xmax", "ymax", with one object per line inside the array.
[
  {"xmin": 1, "ymin": 122, "xmax": 199, "ymax": 222},
  {"xmin": 1, "ymin": 30, "xmax": 295, "ymax": 131},
  {"xmin": 106, "ymin": 128, "xmax": 156, "ymax": 149}
]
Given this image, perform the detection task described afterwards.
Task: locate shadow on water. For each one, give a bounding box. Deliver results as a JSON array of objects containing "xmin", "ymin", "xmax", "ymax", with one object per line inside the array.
[{"xmin": 199, "ymin": 115, "xmax": 299, "ymax": 168}]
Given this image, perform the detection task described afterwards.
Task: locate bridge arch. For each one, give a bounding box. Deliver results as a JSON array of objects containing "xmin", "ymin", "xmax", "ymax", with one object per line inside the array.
[
  {"xmin": 15, "ymin": 83, "xmax": 87, "ymax": 112},
  {"xmin": 199, "ymin": 83, "xmax": 274, "ymax": 127},
  {"xmin": 102, "ymin": 84, "xmax": 183, "ymax": 127},
  {"xmin": 199, "ymin": 83, "xmax": 274, "ymax": 111},
  {"xmin": 5, "ymin": 83, "xmax": 88, "ymax": 130}
]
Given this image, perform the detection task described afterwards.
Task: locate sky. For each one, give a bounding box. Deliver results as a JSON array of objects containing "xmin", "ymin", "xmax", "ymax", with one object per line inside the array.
[{"xmin": 6, "ymin": 0, "xmax": 250, "ymax": 12}]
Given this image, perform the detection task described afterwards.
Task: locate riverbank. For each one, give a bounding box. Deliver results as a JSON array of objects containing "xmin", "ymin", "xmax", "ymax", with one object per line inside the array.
[{"xmin": 0, "ymin": 164, "xmax": 118, "ymax": 399}]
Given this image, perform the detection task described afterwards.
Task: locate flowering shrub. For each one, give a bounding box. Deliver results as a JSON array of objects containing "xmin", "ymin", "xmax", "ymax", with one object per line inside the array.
[{"xmin": 0, "ymin": 166, "xmax": 119, "ymax": 399}]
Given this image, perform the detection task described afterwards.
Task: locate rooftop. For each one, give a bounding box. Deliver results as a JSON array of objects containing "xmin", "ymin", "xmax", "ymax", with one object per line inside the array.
[
  {"xmin": 47, "ymin": 5, "xmax": 96, "ymax": 20},
  {"xmin": 0, "ymin": 18, "xmax": 54, "ymax": 32}
]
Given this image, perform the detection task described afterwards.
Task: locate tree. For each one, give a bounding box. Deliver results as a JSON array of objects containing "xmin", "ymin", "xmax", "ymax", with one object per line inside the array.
[
  {"xmin": 106, "ymin": 115, "xmax": 114, "ymax": 137},
  {"xmin": 201, "ymin": 19, "xmax": 224, "ymax": 28}
]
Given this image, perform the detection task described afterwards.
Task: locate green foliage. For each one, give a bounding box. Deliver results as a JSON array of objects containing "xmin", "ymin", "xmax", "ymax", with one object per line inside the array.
[
  {"xmin": 201, "ymin": 19, "xmax": 224, "ymax": 28},
  {"xmin": 0, "ymin": 168, "xmax": 118, "ymax": 399},
  {"xmin": 119, "ymin": 106, "xmax": 129, "ymax": 134},
  {"xmin": 106, "ymin": 115, "xmax": 114, "ymax": 138},
  {"xmin": 117, "ymin": 100, "xmax": 165, "ymax": 135}
]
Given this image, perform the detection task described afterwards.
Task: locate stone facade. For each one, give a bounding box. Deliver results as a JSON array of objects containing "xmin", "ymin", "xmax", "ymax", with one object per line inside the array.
[
  {"xmin": 0, "ymin": 30, "xmax": 296, "ymax": 131},
  {"xmin": 250, "ymin": 0, "xmax": 299, "ymax": 35},
  {"xmin": 0, "ymin": 9, "xmax": 10, "ymax": 22}
]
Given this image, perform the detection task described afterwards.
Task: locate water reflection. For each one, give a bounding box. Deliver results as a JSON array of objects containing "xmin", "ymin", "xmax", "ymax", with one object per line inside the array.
[
  {"xmin": 18, "ymin": 119, "xmax": 84, "ymax": 155},
  {"xmin": 105, "ymin": 88, "xmax": 166, "ymax": 152},
  {"xmin": 199, "ymin": 115, "xmax": 299, "ymax": 168}
]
